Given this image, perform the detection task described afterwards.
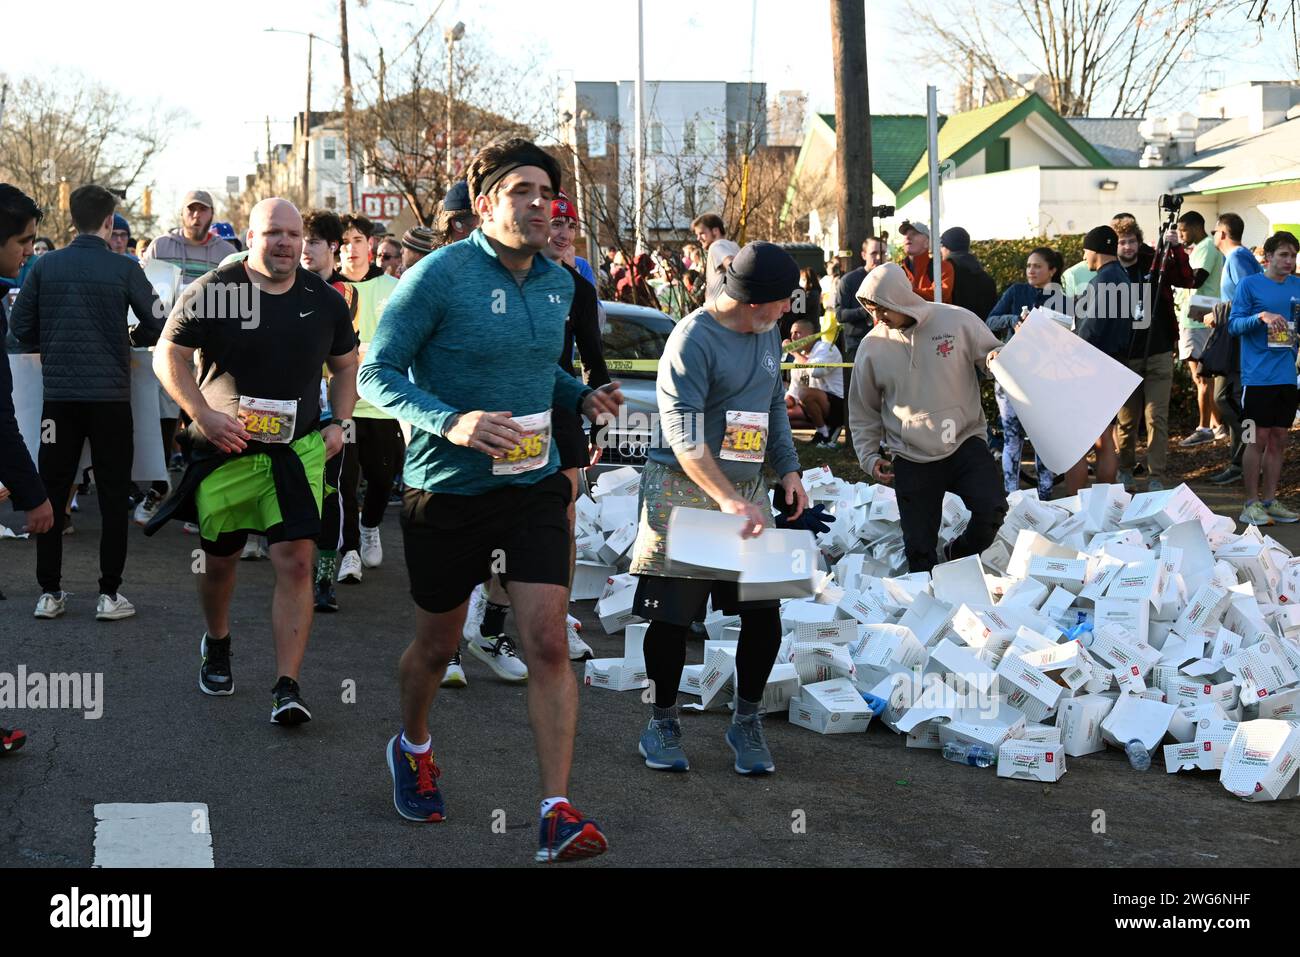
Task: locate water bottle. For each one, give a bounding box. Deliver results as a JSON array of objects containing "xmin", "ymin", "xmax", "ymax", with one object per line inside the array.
[
  {"xmin": 1125, "ymin": 739, "xmax": 1151, "ymax": 771},
  {"xmin": 941, "ymin": 741, "xmax": 995, "ymax": 768}
]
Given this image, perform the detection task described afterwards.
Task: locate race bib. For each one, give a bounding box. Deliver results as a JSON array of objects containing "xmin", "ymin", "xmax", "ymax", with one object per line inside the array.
[
  {"xmin": 720, "ymin": 411, "xmax": 769, "ymax": 463},
  {"xmin": 237, "ymin": 396, "xmax": 298, "ymax": 445},
  {"xmin": 1267, "ymin": 321, "xmax": 1295, "ymax": 349},
  {"xmin": 492, "ymin": 410, "xmax": 553, "ymax": 475}
]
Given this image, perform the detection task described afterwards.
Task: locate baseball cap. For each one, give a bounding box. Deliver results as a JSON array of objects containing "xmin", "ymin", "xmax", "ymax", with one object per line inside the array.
[
  {"xmin": 443, "ymin": 181, "xmax": 472, "ymax": 213},
  {"xmin": 899, "ymin": 220, "xmax": 930, "ymax": 239},
  {"xmin": 183, "ymin": 190, "xmax": 215, "ymax": 209}
]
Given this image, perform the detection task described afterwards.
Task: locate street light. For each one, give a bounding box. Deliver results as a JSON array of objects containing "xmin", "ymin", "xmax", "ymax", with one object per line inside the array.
[{"xmin": 445, "ymin": 21, "xmax": 465, "ymax": 180}]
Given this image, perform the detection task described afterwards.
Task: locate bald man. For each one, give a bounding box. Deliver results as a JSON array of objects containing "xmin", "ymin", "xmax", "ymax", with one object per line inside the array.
[{"xmin": 150, "ymin": 198, "xmax": 359, "ymax": 725}]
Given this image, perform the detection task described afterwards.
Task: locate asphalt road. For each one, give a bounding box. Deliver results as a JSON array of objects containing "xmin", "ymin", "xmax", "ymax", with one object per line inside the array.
[{"xmin": 1, "ymin": 489, "xmax": 1297, "ymax": 869}]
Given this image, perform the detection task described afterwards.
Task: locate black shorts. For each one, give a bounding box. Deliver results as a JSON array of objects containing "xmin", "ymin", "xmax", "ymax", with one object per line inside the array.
[
  {"xmin": 632, "ymin": 574, "xmax": 779, "ymax": 628},
  {"xmin": 201, "ymin": 523, "xmax": 299, "ymax": 557},
  {"xmin": 1241, "ymin": 384, "xmax": 1299, "ymax": 429},
  {"xmin": 400, "ymin": 472, "xmax": 573, "ymax": 613},
  {"xmin": 553, "ymin": 407, "xmax": 588, "ymax": 471}
]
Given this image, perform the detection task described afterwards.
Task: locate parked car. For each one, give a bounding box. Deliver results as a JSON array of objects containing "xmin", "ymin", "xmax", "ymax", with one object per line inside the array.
[{"xmin": 587, "ymin": 300, "xmax": 675, "ymax": 474}]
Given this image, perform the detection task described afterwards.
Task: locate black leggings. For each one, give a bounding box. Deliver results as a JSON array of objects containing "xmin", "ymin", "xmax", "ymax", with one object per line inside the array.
[
  {"xmin": 340, "ymin": 418, "xmax": 405, "ymax": 551},
  {"xmin": 643, "ymin": 608, "xmax": 783, "ymax": 708},
  {"xmin": 317, "ymin": 444, "xmax": 345, "ymax": 553}
]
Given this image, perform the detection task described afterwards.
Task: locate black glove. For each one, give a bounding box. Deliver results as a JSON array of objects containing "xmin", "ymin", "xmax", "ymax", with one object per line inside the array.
[{"xmin": 775, "ymin": 502, "xmax": 832, "ymax": 536}]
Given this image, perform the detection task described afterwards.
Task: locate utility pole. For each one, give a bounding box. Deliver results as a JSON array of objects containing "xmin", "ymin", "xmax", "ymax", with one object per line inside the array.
[
  {"xmin": 266, "ymin": 115, "xmax": 272, "ymax": 181},
  {"xmin": 445, "ymin": 22, "xmax": 465, "ymax": 181},
  {"xmin": 830, "ymin": 0, "xmax": 870, "ymax": 269},
  {"xmin": 339, "ymin": 0, "xmax": 357, "ymax": 211},
  {"xmin": 634, "ymin": 0, "xmax": 645, "ymax": 256},
  {"xmin": 927, "ymin": 85, "xmax": 942, "ymax": 303},
  {"xmin": 302, "ymin": 33, "xmax": 314, "ymax": 208}
]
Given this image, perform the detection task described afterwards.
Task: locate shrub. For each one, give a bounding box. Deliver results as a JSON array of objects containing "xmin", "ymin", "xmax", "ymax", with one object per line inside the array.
[{"xmin": 969, "ymin": 234, "xmax": 1085, "ymax": 292}]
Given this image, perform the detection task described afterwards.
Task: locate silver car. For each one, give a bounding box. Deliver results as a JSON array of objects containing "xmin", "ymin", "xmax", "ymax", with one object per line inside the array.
[{"xmin": 586, "ymin": 301, "xmax": 676, "ymax": 475}]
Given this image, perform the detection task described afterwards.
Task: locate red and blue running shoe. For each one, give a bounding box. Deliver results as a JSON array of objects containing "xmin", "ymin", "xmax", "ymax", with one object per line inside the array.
[
  {"xmin": 1, "ymin": 727, "xmax": 27, "ymax": 754},
  {"xmin": 535, "ymin": 801, "xmax": 608, "ymax": 863},
  {"xmin": 386, "ymin": 733, "xmax": 445, "ymax": 822}
]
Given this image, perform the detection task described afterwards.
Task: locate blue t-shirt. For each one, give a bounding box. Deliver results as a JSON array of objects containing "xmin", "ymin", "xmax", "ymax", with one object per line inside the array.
[
  {"xmin": 1228, "ymin": 272, "xmax": 1300, "ymax": 387},
  {"xmin": 575, "ymin": 256, "xmax": 597, "ymax": 288},
  {"xmin": 1221, "ymin": 246, "xmax": 1263, "ymax": 304}
]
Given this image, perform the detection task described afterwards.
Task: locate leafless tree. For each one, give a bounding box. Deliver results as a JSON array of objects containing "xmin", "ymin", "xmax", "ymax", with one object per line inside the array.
[
  {"xmin": 0, "ymin": 73, "xmax": 188, "ymax": 241},
  {"xmin": 907, "ymin": 0, "xmax": 1241, "ymax": 117},
  {"xmin": 352, "ymin": 25, "xmax": 550, "ymax": 226},
  {"xmin": 1239, "ymin": 0, "xmax": 1300, "ymax": 66}
]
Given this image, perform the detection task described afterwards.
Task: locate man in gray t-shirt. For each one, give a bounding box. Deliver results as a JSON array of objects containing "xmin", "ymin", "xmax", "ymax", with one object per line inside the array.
[
  {"xmin": 627, "ymin": 240, "xmax": 808, "ymax": 779},
  {"xmin": 693, "ymin": 212, "xmax": 740, "ymax": 305}
]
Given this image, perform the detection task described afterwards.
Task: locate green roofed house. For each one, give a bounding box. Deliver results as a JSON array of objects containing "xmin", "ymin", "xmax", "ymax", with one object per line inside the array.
[{"xmin": 784, "ymin": 92, "xmax": 1215, "ymax": 252}]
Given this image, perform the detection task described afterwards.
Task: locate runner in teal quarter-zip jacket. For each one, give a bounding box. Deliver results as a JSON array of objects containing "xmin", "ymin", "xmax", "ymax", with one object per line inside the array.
[{"xmin": 357, "ymin": 227, "xmax": 592, "ymax": 495}]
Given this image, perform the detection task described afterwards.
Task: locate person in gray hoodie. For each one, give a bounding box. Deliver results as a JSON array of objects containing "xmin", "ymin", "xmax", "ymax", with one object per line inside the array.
[{"xmin": 848, "ymin": 262, "xmax": 1006, "ymax": 572}]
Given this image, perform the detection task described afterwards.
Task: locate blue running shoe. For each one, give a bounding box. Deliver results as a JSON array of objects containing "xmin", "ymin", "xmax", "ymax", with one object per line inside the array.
[
  {"xmin": 726, "ymin": 714, "xmax": 776, "ymax": 774},
  {"xmin": 638, "ymin": 717, "xmax": 689, "ymax": 771},
  {"xmin": 535, "ymin": 802, "xmax": 608, "ymax": 863},
  {"xmin": 386, "ymin": 733, "xmax": 446, "ymax": 822}
]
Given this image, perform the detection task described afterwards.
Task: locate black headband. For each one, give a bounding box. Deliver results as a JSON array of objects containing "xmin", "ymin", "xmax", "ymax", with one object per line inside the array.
[{"xmin": 473, "ymin": 147, "xmax": 559, "ymax": 200}]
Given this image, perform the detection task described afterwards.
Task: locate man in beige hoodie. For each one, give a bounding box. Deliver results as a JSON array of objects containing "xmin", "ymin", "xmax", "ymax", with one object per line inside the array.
[{"xmin": 848, "ymin": 262, "xmax": 1006, "ymax": 572}]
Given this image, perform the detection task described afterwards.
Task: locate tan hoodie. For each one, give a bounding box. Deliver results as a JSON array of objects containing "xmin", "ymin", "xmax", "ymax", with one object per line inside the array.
[{"xmin": 848, "ymin": 262, "xmax": 1003, "ymax": 478}]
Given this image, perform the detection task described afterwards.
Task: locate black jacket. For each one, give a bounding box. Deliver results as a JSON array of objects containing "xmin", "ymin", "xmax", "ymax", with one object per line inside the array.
[
  {"xmin": 946, "ymin": 251, "xmax": 998, "ymax": 320},
  {"xmin": 0, "ymin": 301, "xmax": 46, "ymax": 510},
  {"xmin": 833, "ymin": 266, "xmax": 873, "ymax": 359},
  {"xmin": 9, "ymin": 234, "xmax": 163, "ymax": 402}
]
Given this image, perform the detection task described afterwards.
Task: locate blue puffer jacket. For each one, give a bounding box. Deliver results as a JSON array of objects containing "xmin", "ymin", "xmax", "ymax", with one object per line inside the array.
[
  {"xmin": 986, "ymin": 282, "xmax": 1053, "ymax": 340},
  {"xmin": 9, "ymin": 234, "xmax": 163, "ymax": 402}
]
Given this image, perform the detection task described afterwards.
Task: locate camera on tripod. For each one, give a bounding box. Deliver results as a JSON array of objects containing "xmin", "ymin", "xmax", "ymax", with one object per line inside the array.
[
  {"xmin": 1159, "ymin": 193, "xmax": 1183, "ymax": 213},
  {"xmin": 872, "ymin": 204, "xmax": 895, "ymax": 219}
]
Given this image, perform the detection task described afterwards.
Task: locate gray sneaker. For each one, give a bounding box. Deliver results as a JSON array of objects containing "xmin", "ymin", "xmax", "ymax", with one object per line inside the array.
[
  {"xmin": 725, "ymin": 714, "xmax": 775, "ymax": 775},
  {"xmin": 638, "ymin": 717, "xmax": 689, "ymax": 771}
]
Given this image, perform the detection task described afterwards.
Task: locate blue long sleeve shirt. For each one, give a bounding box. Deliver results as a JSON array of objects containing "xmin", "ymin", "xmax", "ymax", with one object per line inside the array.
[
  {"xmin": 1227, "ymin": 271, "xmax": 1300, "ymax": 387},
  {"xmin": 357, "ymin": 228, "xmax": 591, "ymax": 495},
  {"xmin": 985, "ymin": 282, "xmax": 1053, "ymax": 338}
]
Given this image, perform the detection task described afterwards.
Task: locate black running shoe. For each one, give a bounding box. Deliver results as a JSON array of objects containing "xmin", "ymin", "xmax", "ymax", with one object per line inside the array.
[
  {"xmin": 199, "ymin": 634, "xmax": 234, "ymax": 696},
  {"xmin": 270, "ymin": 676, "xmax": 312, "ymax": 725},
  {"xmin": 314, "ymin": 577, "xmax": 339, "ymax": 613}
]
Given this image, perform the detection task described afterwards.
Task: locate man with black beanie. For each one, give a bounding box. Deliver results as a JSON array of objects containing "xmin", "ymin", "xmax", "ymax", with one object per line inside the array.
[
  {"xmin": 940, "ymin": 227, "xmax": 998, "ymax": 320},
  {"xmin": 628, "ymin": 240, "xmax": 809, "ymax": 778}
]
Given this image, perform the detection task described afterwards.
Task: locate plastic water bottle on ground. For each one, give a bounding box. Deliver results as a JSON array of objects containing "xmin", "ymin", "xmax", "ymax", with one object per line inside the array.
[
  {"xmin": 1125, "ymin": 739, "xmax": 1151, "ymax": 771},
  {"xmin": 941, "ymin": 741, "xmax": 995, "ymax": 767}
]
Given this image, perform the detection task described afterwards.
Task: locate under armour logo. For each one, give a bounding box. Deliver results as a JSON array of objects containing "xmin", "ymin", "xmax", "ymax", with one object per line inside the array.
[
  {"xmin": 548, "ymin": 294, "xmax": 562, "ymax": 304},
  {"xmin": 643, "ymin": 599, "xmax": 660, "ymax": 609}
]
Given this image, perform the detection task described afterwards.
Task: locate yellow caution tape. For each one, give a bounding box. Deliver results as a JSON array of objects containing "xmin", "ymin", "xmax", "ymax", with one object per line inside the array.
[{"xmin": 581, "ymin": 358, "xmax": 852, "ymax": 372}]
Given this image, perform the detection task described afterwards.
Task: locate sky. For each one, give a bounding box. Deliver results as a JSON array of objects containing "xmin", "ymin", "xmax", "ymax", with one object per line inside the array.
[{"xmin": 5, "ymin": 0, "xmax": 1297, "ymax": 231}]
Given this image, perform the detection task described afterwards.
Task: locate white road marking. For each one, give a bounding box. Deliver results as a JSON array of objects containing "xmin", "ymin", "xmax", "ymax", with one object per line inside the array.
[{"xmin": 92, "ymin": 802, "xmax": 214, "ymax": 868}]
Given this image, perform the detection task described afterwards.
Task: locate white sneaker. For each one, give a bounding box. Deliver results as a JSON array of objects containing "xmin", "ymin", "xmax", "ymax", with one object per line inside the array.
[
  {"xmin": 360, "ymin": 525, "xmax": 383, "ymax": 568},
  {"xmin": 462, "ymin": 584, "xmax": 487, "ymax": 641},
  {"xmin": 466, "ymin": 634, "xmax": 529, "ymax": 682},
  {"xmin": 132, "ymin": 489, "xmax": 164, "ymax": 527},
  {"xmin": 566, "ymin": 613, "xmax": 582, "ymax": 632},
  {"xmin": 337, "ymin": 550, "xmax": 363, "ymax": 584},
  {"xmin": 566, "ymin": 619, "xmax": 594, "ymax": 661},
  {"xmin": 441, "ymin": 649, "xmax": 467, "ymax": 688},
  {"xmin": 182, "ymin": 522, "xmax": 201, "ymax": 535},
  {"xmin": 34, "ymin": 591, "xmax": 67, "ymax": 619},
  {"xmin": 95, "ymin": 593, "xmax": 135, "ymax": 621},
  {"xmin": 240, "ymin": 538, "xmax": 261, "ymax": 561}
]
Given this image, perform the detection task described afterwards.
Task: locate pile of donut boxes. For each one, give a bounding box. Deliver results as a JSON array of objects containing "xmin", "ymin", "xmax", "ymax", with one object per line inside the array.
[{"xmin": 573, "ymin": 465, "xmax": 1300, "ymax": 800}]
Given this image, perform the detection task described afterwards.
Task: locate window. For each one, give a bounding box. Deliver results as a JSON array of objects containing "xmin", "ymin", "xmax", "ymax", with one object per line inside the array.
[
  {"xmin": 324, "ymin": 194, "xmax": 337, "ymax": 210},
  {"xmin": 323, "ymin": 138, "xmax": 337, "ymax": 161},
  {"xmin": 733, "ymin": 120, "xmax": 753, "ymax": 151},
  {"xmin": 649, "ymin": 121, "xmax": 664, "ymax": 154},
  {"xmin": 683, "ymin": 120, "xmax": 696, "ymax": 154},
  {"xmin": 602, "ymin": 312, "xmax": 674, "ymax": 374},
  {"xmin": 695, "ymin": 120, "xmax": 717, "ymax": 155},
  {"xmin": 986, "ymin": 137, "xmax": 1010, "ymax": 173},
  {"xmin": 586, "ymin": 119, "xmax": 607, "ymax": 158}
]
